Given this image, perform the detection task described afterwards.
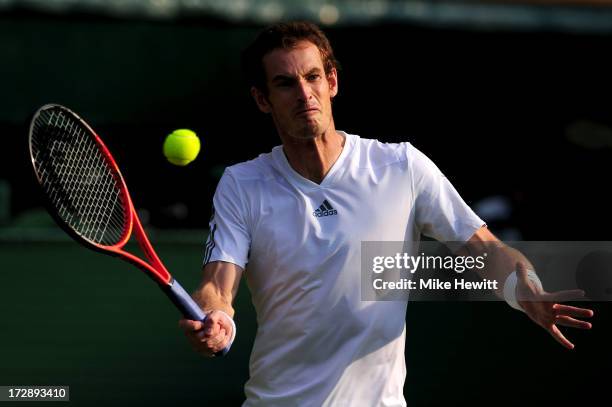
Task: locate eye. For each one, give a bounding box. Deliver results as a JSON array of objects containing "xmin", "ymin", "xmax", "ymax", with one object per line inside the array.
[
  {"xmin": 275, "ymin": 80, "xmax": 292, "ymax": 88},
  {"xmin": 307, "ymin": 74, "xmax": 321, "ymax": 81}
]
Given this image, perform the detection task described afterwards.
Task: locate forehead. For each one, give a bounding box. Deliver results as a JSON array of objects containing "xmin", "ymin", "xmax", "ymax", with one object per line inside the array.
[{"xmin": 262, "ymin": 41, "xmax": 324, "ymax": 79}]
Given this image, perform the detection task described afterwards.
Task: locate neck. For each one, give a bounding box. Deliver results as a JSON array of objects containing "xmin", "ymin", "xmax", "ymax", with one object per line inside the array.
[{"xmin": 281, "ymin": 128, "xmax": 345, "ymax": 184}]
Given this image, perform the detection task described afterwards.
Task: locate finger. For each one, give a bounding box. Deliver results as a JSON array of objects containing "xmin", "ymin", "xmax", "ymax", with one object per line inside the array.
[
  {"xmin": 179, "ymin": 320, "xmax": 218, "ymax": 358},
  {"xmin": 186, "ymin": 333, "xmax": 212, "ymax": 355},
  {"xmin": 196, "ymin": 326, "xmax": 222, "ymax": 342},
  {"xmin": 205, "ymin": 328, "xmax": 225, "ymax": 345},
  {"xmin": 191, "ymin": 330, "xmax": 224, "ymax": 356},
  {"xmin": 549, "ymin": 325, "xmax": 574, "ymax": 350},
  {"xmin": 178, "ymin": 319, "xmax": 204, "ymax": 332},
  {"xmin": 203, "ymin": 318, "xmax": 221, "ymax": 336},
  {"xmin": 555, "ymin": 315, "xmax": 592, "ymax": 330},
  {"xmin": 207, "ymin": 310, "xmax": 233, "ymax": 331},
  {"xmin": 205, "ymin": 311, "xmax": 234, "ymax": 340},
  {"xmin": 544, "ymin": 289, "xmax": 586, "ymax": 303},
  {"xmin": 205, "ymin": 336, "xmax": 228, "ymax": 353},
  {"xmin": 193, "ymin": 328, "xmax": 220, "ymax": 345},
  {"xmin": 552, "ymin": 303, "xmax": 594, "ymax": 318},
  {"xmin": 206, "ymin": 329, "xmax": 228, "ymax": 351}
]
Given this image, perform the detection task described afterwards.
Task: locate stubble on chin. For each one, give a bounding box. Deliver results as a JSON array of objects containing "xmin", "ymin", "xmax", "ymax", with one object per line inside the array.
[
  {"xmin": 293, "ymin": 113, "xmax": 335, "ymax": 140},
  {"xmin": 284, "ymin": 119, "xmax": 320, "ymax": 140}
]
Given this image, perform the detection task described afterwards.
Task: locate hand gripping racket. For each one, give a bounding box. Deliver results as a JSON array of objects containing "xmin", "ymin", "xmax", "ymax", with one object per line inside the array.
[{"xmin": 28, "ymin": 104, "xmax": 228, "ymax": 355}]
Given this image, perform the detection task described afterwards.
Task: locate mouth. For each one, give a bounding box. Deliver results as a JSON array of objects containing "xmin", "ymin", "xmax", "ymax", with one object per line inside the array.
[{"xmin": 295, "ymin": 107, "xmax": 319, "ymax": 117}]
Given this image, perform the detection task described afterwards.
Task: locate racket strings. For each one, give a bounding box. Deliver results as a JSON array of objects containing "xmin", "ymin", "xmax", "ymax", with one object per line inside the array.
[{"xmin": 30, "ymin": 107, "xmax": 129, "ymax": 246}]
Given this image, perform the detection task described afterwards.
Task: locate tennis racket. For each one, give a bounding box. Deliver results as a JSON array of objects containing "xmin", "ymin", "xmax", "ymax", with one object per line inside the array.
[{"xmin": 28, "ymin": 104, "xmax": 227, "ymax": 354}]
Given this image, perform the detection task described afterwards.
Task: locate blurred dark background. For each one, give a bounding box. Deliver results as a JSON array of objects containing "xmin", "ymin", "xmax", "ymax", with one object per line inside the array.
[{"xmin": 1, "ymin": 1, "xmax": 612, "ymax": 406}]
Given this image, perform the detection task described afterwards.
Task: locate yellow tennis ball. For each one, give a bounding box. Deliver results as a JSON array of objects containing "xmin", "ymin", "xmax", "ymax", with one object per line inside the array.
[{"xmin": 163, "ymin": 129, "xmax": 200, "ymax": 166}]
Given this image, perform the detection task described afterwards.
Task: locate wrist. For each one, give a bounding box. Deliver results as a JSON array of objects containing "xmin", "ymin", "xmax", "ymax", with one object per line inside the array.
[
  {"xmin": 213, "ymin": 310, "xmax": 237, "ymax": 351},
  {"xmin": 503, "ymin": 269, "xmax": 543, "ymax": 312}
]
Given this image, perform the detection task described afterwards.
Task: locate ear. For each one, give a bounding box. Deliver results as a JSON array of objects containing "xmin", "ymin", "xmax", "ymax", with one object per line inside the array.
[
  {"xmin": 328, "ymin": 68, "xmax": 338, "ymax": 98},
  {"xmin": 250, "ymin": 86, "xmax": 272, "ymax": 113}
]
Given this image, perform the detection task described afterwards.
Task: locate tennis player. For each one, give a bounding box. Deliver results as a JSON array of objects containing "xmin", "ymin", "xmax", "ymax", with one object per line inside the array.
[{"xmin": 178, "ymin": 21, "xmax": 594, "ymax": 406}]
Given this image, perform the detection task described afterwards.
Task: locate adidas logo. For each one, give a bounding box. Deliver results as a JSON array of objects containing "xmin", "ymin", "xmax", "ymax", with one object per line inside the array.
[{"xmin": 313, "ymin": 199, "xmax": 338, "ymax": 217}]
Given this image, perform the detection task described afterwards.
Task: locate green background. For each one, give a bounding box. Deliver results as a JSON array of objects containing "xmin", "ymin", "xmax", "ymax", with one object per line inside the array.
[
  {"xmin": 0, "ymin": 228, "xmax": 605, "ymax": 406},
  {"xmin": 2, "ymin": 7, "xmax": 612, "ymax": 406}
]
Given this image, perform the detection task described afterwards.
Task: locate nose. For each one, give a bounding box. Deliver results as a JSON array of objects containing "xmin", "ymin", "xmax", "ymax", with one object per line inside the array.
[{"xmin": 296, "ymin": 78, "xmax": 312, "ymax": 102}]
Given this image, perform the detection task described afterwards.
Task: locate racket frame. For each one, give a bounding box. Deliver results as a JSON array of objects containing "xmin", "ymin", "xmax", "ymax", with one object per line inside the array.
[{"xmin": 28, "ymin": 104, "xmax": 211, "ymax": 327}]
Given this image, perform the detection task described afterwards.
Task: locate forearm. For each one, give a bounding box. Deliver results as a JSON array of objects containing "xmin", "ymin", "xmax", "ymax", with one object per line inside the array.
[
  {"xmin": 480, "ymin": 244, "xmax": 534, "ymax": 299},
  {"xmin": 463, "ymin": 226, "xmax": 535, "ymax": 299},
  {"xmin": 192, "ymin": 261, "xmax": 243, "ymax": 318},
  {"xmin": 193, "ymin": 281, "xmax": 235, "ymax": 317}
]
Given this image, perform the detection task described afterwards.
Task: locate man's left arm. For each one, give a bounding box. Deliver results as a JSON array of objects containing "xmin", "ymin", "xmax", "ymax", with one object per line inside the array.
[{"xmin": 460, "ymin": 226, "xmax": 594, "ymax": 350}]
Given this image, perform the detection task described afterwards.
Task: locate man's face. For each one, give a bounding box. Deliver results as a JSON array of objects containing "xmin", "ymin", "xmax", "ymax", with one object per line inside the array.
[{"xmin": 252, "ymin": 41, "xmax": 338, "ymax": 141}]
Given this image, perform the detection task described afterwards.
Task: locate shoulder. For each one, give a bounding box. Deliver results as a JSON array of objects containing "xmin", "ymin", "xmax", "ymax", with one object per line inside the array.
[
  {"xmin": 213, "ymin": 153, "xmax": 277, "ymax": 219},
  {"xmin": 223, "ymin": 150, "xmax": 277, "ymax": 184},
  {"xmin": 348, "ymin": 132, "xmax": 414, "ymax": 169}
]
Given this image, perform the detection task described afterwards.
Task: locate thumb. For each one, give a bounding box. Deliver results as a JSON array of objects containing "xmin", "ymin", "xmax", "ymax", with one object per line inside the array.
[
  {"xmin": 203, "ymin": 316, "xmax": 219, "ymax": 335},
  {"xmin": 178, "ymin": 318, "xmax": 204, "ymax": 332}
]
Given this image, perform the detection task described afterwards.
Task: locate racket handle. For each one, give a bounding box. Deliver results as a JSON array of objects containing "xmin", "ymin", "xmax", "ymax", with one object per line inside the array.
[
  {"xmin": 163, "ymin": 279, "xmax": 207, "ymax": 321},
  {"xmin": 163, "ymin": 279, "xmax": 232, "ymax": 357}
]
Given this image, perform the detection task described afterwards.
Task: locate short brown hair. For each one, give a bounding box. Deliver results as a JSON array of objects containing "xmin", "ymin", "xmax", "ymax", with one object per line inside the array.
[{"xmin": 241, "ymin": 21, "xmax": 340, "ymax": 93}]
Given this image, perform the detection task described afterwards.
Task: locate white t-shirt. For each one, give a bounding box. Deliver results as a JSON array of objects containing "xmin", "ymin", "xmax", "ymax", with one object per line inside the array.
[{"xmin": 204, "ymin": 132, "xmax": 484, "ymax": 406}]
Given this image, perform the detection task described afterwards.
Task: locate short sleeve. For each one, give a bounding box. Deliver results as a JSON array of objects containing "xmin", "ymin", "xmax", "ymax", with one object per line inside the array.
[
  {"xmin": 408, "ymin": 143, "xmax": 485, "ymax": 243},
  {"xmin": 203, "ymin": 169, "xmax": 251, "ymax": 269}
]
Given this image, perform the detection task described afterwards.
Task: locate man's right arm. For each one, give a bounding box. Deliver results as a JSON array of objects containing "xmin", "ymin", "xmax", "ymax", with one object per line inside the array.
[{"xmin": 178, "ymin": 261, "xmax": 243, "ymax": 357}]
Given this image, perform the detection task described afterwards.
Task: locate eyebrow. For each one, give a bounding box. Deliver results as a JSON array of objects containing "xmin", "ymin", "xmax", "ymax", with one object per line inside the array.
[{"xmin": 271, "ymin": 67, "xmax": 323, "ymax": 84}]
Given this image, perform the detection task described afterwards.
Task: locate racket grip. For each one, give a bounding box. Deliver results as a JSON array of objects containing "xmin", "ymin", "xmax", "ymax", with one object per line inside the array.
[
  {"xmin": 163, "ymin": 279, "xmax": 207, "ymax": 322},
  {"xmin": 163, "ymin": 280, "xmax": 232, "ymax": 357}
]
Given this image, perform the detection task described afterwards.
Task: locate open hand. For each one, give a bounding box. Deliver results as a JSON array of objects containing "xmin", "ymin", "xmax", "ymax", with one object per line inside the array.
[{"xmin": 515, "ymin": 262, "xmax": 594, "ymax": 349}]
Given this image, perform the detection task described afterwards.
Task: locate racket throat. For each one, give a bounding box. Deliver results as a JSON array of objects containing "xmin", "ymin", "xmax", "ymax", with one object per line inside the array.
[{"xmin": 130, "ymin": 211, "xmax": 172, "ymax": 283}]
